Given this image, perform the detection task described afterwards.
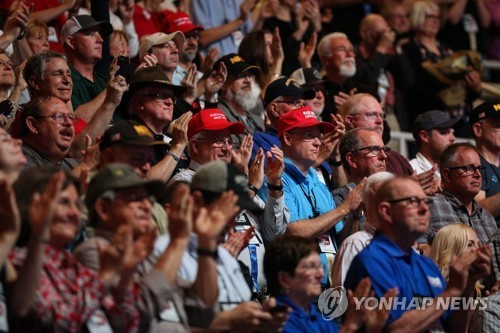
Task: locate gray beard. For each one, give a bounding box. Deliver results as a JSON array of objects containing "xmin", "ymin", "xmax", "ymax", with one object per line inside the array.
[
  {"xmin": 181, "ymin": 51, "xmax": 196, "ymax": 63},
  {"xmin": 226, "ymin": 82, "xmax": 261, "ymax": 111}
]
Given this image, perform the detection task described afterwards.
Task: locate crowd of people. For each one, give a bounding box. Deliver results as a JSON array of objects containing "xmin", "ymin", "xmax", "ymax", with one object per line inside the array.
[{"xmin": 0, "ymin": 0, "xmax": 499, "ymax": 332}]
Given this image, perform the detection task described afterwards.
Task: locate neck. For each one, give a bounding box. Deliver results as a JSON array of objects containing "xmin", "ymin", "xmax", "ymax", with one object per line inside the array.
[
  {"xmin": 69, "ymin": 56, "xmax": 96, "ymax": 81},
  {"xmin": 179, "ymin": 61, "xmax": 191, "ymax": 71},
  {"xmin": 386, "ymin": 232, "xmax": 415, "ymax": 254},
  {"xmin": 287, "ymin": 292, "xmax": 310, "ymax": 312},
  {"xmin": 225, "ymin": 99, "xmax": 246, "ymax": 116},
  {"xmin": 445, "ymin": 187, "xmax": 475, "ymax": 214},
  {"xmin": 476, "ymin": 144, "xmax": 500, "ymax": 166},
  {"xmin": 358, "ymin": 43, "xmax": 373, "ymax": 59},
  {"xmin": 163, "ymin": 68, "xmax": 174, "ymax": 81},
  {"xmin": 0, "ymin": 88, "xmax": 9, "ymax": 100},
  {"xmin": 417, "ymin": 33, "xmax": 437, "ymax": 48},
  {"xmin": 419, "ymin": 149, "xmax": 438, "ymax": 166},
  {"xmin": 134, "ymin": 114, "xmax": 167, "ymax": 135},
  {"xmin": 290, "ymin": 157, "xmax": 311, "ymax": 176},
  {"xmin": 24, "ymin": 138, "xmax": 67, "ymax": 164},
  {"xmin": 0, "ymin": 170, "xmax": 20, "ymax": 185}
]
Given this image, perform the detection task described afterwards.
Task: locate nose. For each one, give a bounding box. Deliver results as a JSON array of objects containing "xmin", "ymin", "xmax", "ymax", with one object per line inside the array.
[
  {"xmin": 379, "ymin": 149, "xmax": 388, "ymax": 160},
  {"xmin": 140, "ymin": 162, "xmax": 151, "ymax": 175},
  {"xmin": 450, "ymin": 133, "xmax": 456, "ymax": 143}
]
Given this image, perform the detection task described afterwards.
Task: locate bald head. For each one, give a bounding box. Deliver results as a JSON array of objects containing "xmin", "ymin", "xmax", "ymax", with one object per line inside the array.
[{"xmin": 339, "ymin": 94, "xmax": 384, "ymax": 136}]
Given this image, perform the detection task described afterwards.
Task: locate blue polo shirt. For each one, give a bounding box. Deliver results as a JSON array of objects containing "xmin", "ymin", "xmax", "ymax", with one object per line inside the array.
[
  {"xmin": 277, "ymin": 294, "xmax": 339, "ymax": 333},
  {"xmin": 345, "ymin": 232, "xmax": 448, "ymax": 328}
]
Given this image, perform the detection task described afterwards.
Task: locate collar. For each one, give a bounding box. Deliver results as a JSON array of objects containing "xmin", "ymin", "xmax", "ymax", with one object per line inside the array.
[
  {"xmin": 284, "ymin": 157, "xmax": 315, "ymax": 183},
  {"xmin": 372, "ymin": 231, "xmax": 416, "ymax": 258},
  {"xmin": 188, "ymin": 159, "xmax": 202, "ymax": 171},
  {"xmin": 415, "ymin": 153, "xmax": 441, "ymax": 178},
  {"xmin": 440, "ymin": 190, "xmax": 482, "ymax": 214},
  {"xmin": 276, "ymin": 294, "xmax": 315, "ymax": 319}
]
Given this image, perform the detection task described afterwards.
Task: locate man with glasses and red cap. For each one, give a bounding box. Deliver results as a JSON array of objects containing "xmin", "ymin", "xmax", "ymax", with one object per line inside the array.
[{"xmin": 271, "ymin": 106, "xmax": 364, "ymax": 286}]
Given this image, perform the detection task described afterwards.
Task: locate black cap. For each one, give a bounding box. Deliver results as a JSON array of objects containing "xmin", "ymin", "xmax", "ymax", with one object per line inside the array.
[
  {"xmin": 60, "ymin": 15, "xmax": 113, "ymax": 44},
  {"xmin": 412, "ymin": 110, "xmax": 464, "ymax": 139},
  {"xmin": 99, "ymin": 120, "xmax": 169, "ymax": 151},
  {"xmin": 263, "ymin": 77, "xmax": 315, "ymax": 106},
  {"xmin": 85, "ymin": 163, "xmax": 164, "ymax": 212},
  {"xmin": 213, "ymin": 53, "xmax": 260, "ymax": 77},
  {"xmin": 191, "ymin": 160, "xmax": 261, "ymax": 212},
  {"xmin": 290, "ymin": 68, "xmax": 326, "ymax": 87},
  {"xmin": 469, "ymin": 102, "xmax": 500, "ymax": 125}
]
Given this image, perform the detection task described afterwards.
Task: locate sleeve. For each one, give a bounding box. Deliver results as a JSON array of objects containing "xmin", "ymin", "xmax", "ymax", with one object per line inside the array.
[
  {"xmin": 354, "ymin": 52, "xmax": 389, "ymax": 85},
  {"xmin": 259, "ymin": 194, "xmax": 290, "ymax": 242},
  {"xmin": 283, "ymin": 178, "xmax": 301, "ymax": 223},
  {"xmin": 73, "ymin": 240, "xmax": 100, "ymax": 271},
  {"xmin": 123, "ymin": 21, "xmax": 139, "ymax": 58},
  {"xmin": 331, "ymin": 237, "xmax": 368, "ymax": 287},
  {"xmin": 190, "ymin": 0, "xmax": 214, "ymax": 29},
  {"xmin": 104, "ymin": 283, "xmax": 140, "ymax": 333}
]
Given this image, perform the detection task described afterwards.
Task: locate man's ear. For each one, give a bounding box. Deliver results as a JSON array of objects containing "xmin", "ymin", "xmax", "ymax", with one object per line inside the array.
[
  {"xmin": 25, "ymin": 116, "xmax": 38, "ymax": 134},
  {"xmin": 419, "ymin": 130, "xmax": 430, "ymax": 144},
  {"xmin": 345, "ymin": 152, "xmax": 357, "ymax": 170},
  {"xmin": 28, "ymin": 76, "xmax": 40, "ymax": 91},
  {"xmin": 378, "ymin": 202, "xmax": 392, "ymax": 225},
  {"xmin": 94, "ymin": 198, "xmax": 111, "ymax": 223},
  {"xmin": 441, "ymin": 167, "xmax": 451, "ymax": 184},
  {"xmin": 344, "ymin": 115, "xmax": 355, "ymax": 130},
  {"xmin": 472, "ymin": 122, "xmax": 483, "ymax": 138},
  {"xmin": 282, "ymin": 133, "xmax": 293, "ymax": 147},
  {"xmin": 65, "ymin": 36, "xmax": 75, "ymax": 50}
]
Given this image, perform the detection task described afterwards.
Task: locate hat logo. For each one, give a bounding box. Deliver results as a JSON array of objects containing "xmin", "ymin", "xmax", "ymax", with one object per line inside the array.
[
  {"xmin": 229, "ymin": 55, "xmax": 244, "ymax": 64},
  {"xmin": 494, "ymin": 104, "xmax": 500, "ymax": 112},
  {"xmin": 285, "ymin": 78, "xmax": 299, "ymax": 87},
  {"xmin": 303, "ymin": 110, "xmax": 316, "ymax": 119},
  {"xmin": 209, "ymin": 112, "xmax": 227, "ymax": 121},
  {"xmin": 134, "ymin": 125, "xmax": 153, "ymax": 137},
  {"xmin": 174, "ymin": 17, "xmax": 192, "ymax": 26},
  {"xmin": 114, "ymin": 169, "xmax": 124, "ymax": 176}
]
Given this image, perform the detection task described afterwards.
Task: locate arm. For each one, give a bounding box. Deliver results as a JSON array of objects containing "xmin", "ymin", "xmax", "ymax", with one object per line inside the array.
[
  {"xmin": 195, "ymin": 0, "xmax": 255, "ymax": 48},
  {"xmin": 476, "ymin": 0, "xmax": 492, "ymax": 28},
  {"xmin": 445, "ymin": 0, "xmax": 470, "ymax": 25},
  {"xmin": 286, "ymin": 180, "xmax": 364, "ymax": 239},
  {"xmin": 475, "ymin": 190, "xmax": 500, "ymax": 218},
  {"xmin": 0, "ymin": 181, "xmax": 20, "ymax": 268},
  {"xmin": 0, "ymin": 0, "xmax": 30, "ymax": 51},
  {"xmin": 148, "ymin": 112, "xmax": 192, "ymax": 182},
  {"xmin": 28, "ymin": 0, "xmax": 76, "ymax": 23},
  {"xmin": 8, "ymin": 172, "xmax": 65, "ymax": 317}
]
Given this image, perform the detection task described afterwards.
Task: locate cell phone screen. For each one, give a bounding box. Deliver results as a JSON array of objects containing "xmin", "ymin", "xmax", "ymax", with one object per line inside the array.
[{"xmin": 116, "ymin": 56, "xmax": 131, "ymax": 81}]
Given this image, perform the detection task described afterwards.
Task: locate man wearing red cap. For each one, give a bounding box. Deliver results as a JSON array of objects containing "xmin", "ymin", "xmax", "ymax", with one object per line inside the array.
[
  {"xmin": 163, "ymin": 11, "xmax": 205, "ymax": 86},
  {"xmin": 169, "ymin": 108, "xmax": 288, "ymax": 294},
  {"xmin": 274, "ymin": 106, "xmax": 364, "ymax": 286}
]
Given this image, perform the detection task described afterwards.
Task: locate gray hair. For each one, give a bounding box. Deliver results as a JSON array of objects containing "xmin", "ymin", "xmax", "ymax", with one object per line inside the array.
[
  {"xmin": 24, "ymin": 51, "xmax": 67, "ymax": 95},
  {"xmin": 317, "ymin": 32, "xmax": 348, "ymax": 58},
  {"xmin": 362, "ymin": 171, "xmax": 395, "ymax": 204},
  {"xmin": 339, "ymin": 127, "xmax": 379, "ymax": 174}
]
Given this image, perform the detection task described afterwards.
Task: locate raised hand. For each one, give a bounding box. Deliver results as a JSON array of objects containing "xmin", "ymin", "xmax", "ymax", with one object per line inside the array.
[
  {"xmin": 194, "ymin": 191, "xmax": 240, "ymax": 248},
  {"xmin": 3, "ymin": 0, "xmax": 31, "ymax": 40},
  {"xmin": 270, "ymin": 27, "xmax": 284, "ymax": 70},
  {"xmin": 136, "ymin": 54, "xmax": 158, "ymax": 72},
  {"xmin": 201, "ymin": 47, "xmax": 220, "ymax": 78},
  {"xmin": 412, "ymin": 164, "xmax": 440, "ymax": 196},
  {"xmin": 181, "ymin": 63, "xmax": 199, "ymax": 104},
  {"xmin": 303, "ymin": 0, "xmax": 321, "ymax": 32},
  {"xmin": 0, "ymin": 179, "xmax": 21, "ymax": 240},
  {"xmin": 222, "ymin": 226, "xmax": 254, "ymax": 258},
  {"xmin": 29, "ymin": 171, "xmax": 65, "ymax": 243},
  {"xmin": 169, "ymin": 111, "xmax": 192, "ymax": 149},
  {"xmin": 298, "ymin": 32, "xmax": 317, "ymax": 68},
  {"xmin": 231, "ymin": 134, "xmax": 253, "ymax": 175},
  {"xmin": 248, "ymin": 148, "xmax": 265, "ymax": 193},
  {"xmin": 239, "ymin": 0, "xmax": 256, "ymax": 22},
  {"xmin": 205, "ymin": 61, "xmax": 227, "ymax": 97},
  {"xmin": 266, "ymin": 145, "xmax": 285, "ymax": 186},
  {"xmin": 340, "ymin": 178, "xmax": 367, "ymax": 214},
  {"xmin": 166, "ymin": 183, "xmax": 194, "ymax": 241}
]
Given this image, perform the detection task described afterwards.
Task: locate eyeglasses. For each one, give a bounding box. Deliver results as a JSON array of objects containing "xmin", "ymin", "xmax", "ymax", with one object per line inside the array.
[
  {"xmin": 296, "ymin": 262, "xmax": 325, "ymax": 273},
  {"xmin": 0, "ymin": 60, "xmax": 15, "ymax": 69},
  {"xmin": 195, "ymin": 137, "xmax": 234, "ymax": 148},
  {"xmin": 289, "ymin": 131, "xmax": 323, "ymax": 141},
  {"xmin": 140, "ymin": 93, "xmax": 176, "ymax": 102},
  {"xmin": 184, "ymin": 32, "xmax": 200, "ymax": 41},
  {"xmin": 387, "ymin": 196, "xmax": 433, "ymax": 207},
  {"xmin": 354, "ymin": 145, "xmax": 390, "ymax": 157},
  {"xmin": 446, "ymin": 165, "xmax": 485, "ymax": 176},
  {"xmin": 34, "ymin": 113, "xmax": 78, "ymax": 123},
  {"xmin": 274, "ymin": 100, "xmax": 306, "ymax": 108},
  {"xmin": 350, "ymin": 111, "xmax": 386, "ymax": 121}
]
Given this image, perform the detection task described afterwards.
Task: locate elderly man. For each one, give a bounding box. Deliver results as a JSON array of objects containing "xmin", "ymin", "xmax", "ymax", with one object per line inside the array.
[
  {"xmin": 333, "ymin": 128, "xmax": 388, "ymax": 239},
  {"xmin": 274, "ymin": 106, "xmax": 363, "ymax": 285},
  {"xmin": 125, "ymin": 65, "xmax": 193, "ymax": 181},
  {"xmin": 75, "ymin": 163, "xmax": 222, "ymax": 332},
  {"xmin": 251, "ymin": 76, "xmax": 314, "ymax": 160},
  {"xmin": 470, "ymin": 102, "xmax": 500, "ymax": 227},
  {"xmin": 316, "ymin": 32, "xmax": 376, "ymax": 120},
  {"xmin": 345, "ymin": 176, "xmax": 492, "ymax": 332},
  {"xmin": 20, "ymin": 96, "xmax": 79, "ymax": 170},
  {"xmin": 331, "ymin": 171, "xmax": 394, "ymax": 287},
  {"xmin": 60, "ymin": 15, "xmax": 113, "ymax": 109},
  {"xmin": 424, "ymin": 143, "xmax": 499, "ymax": 280},
  {"xmin": 410, "ymin": 110, "xmax": 462, "ymax": 178},
  {"xmin": 22, "ymin": 51, "xmax": 127, "ymax": 159},
  {"xmin": 216, "ymin": 53, "xmax": 264, "ymax": 145},
  {"xmin": 169, "ymin": 108, "xmax": 287, "ymax": 293}
]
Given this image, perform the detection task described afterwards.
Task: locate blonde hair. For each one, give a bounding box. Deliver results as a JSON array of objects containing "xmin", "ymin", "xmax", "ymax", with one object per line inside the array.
[
  {"xmin": 430, "ymin": 224, "xmax": 474, "ymax": 280},
  {"xmin": 25, "ymin": 19, "xmax": 49, "ymax": 39},
  {"xmin": 410, "ymin": 1, "xmax": 440, "ymax": 32}
]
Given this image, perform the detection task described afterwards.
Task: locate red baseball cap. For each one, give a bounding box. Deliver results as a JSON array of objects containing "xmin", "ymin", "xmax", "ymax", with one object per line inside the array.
[
  {"xmin": 278, "ymin": 106, "xmax": 335, "ymax": 137},
  {"xmin": 188, "ymin": 109, "xmax": 245, "ymax": 139},
  {"xmin": 164, "ymin": 11, "xmax": 203, "ymax": 34}
]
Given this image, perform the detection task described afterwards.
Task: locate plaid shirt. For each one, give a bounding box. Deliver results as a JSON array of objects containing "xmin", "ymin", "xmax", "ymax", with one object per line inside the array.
[
  {"xmin": 426, "ymin": 190, "xmax": 499, "ymax": 280},
  {"xmin": 469, "ymin": 291, "xmax": 500, "ymax": 333},
  {"xmin": 10, "ymin": 246, "xmax": 139, "ymax": 333}
]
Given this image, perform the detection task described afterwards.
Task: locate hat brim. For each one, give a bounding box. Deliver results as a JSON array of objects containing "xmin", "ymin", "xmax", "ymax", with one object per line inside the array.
[
  {"xmin": 237, "ymin": 195, "xmax": 262, "ymax": 213},
  {"xmin": 129, "ymin": 80, "xmax": 188, "ymax": 97},
  {"xmin": 110, "ymin": 178, "xmax": 165, "ymax": 200},
  {"xmin": 199, "ymin": 122, "xmax": 245, "ymax": 136},
  {"xmin": 171, "ymin": 24, "xmax": 204, "ymax": 34},
  {"xmin": 82, "ymin": 21, "xmax": 113, "ymax": 37},
  {"xmin": 292, "ymin": 122, "xmax": 335, "ymax": 134}
]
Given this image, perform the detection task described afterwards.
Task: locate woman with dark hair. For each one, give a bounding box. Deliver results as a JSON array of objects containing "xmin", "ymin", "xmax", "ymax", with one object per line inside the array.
[
  {"xmin": 9, "ymin": 166, "xmax": 139, "ymax": 333},
  {"xmin": 238, "ymin": 29, "xmax": 284, "ymax": 91},
  {"xmin": 264, "ymin": 235, "xmax": 392, "ymax": 333}
]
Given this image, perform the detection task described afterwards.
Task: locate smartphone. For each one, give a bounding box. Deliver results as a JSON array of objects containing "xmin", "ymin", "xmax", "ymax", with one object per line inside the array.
[
  {"xmin": 116, "ymin": 55, "xmax": 131, "ymax": 81},
  {"xmin": 269, "ymin": 305, "xmax": 288, "ymax": 314}
]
